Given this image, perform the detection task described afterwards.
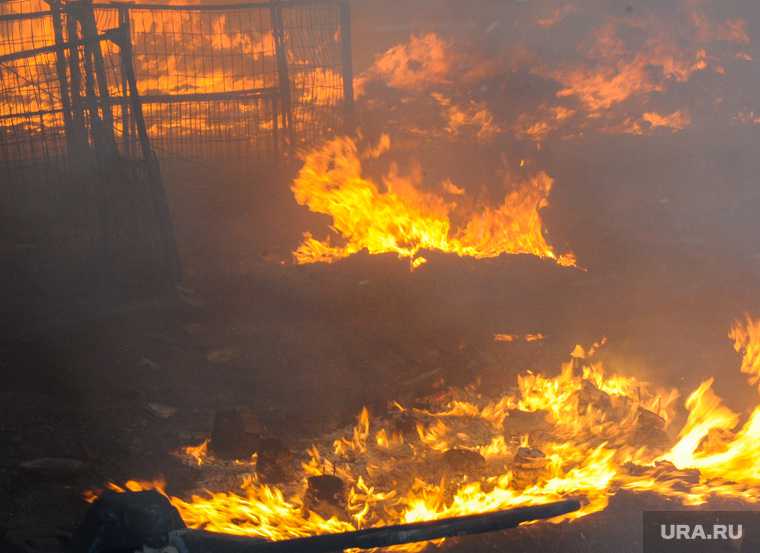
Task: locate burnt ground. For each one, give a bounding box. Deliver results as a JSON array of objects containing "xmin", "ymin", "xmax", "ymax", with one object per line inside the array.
[
  {"xmin": 1, "ymin": 246, "xmax": 759, "ymax": 553},
  {"xmin": 2, "ymin": 131, "xmax": 760, "ymax": 552}
]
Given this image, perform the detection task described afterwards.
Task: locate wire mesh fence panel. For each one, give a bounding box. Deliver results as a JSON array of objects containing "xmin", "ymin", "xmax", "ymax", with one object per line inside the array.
[
  {"xmin": 0, "ymin": 0, "xmax": 48, "ymax": 17},
  {"xmin": 139, "ymin": 95, "xmax": 279, "ymax": 163},
  {"xmin": 118, "ymin": 4, "xmax": 281, "ymax": 162},
  {"xmin": 1, "ymin": 0, "xmax": 180, "ymax": 300},
  {"xmin": 126, "ymin": 6, "xmax": 278, "ymax": 95},
  {"xmin": 1, "ymin": 0, "xmax": 353, "ymax": 308},
  {"xmin": 0, "ymin": 4, "xmax": 77, "ymax": 267},
  {"xmin": 0, "ymin": 54, "xmax": 68, "ymax": 168},
  {"xmin": 2, "ymin": 0, "xmax": 351, "ymax": 166},
  {"xmin": 282, "ymin": 0, "xmax": 346, "ymax": 149},
  {"xmin": 0, "ymin": 12, "xmax": 65, "ymax": 167}
]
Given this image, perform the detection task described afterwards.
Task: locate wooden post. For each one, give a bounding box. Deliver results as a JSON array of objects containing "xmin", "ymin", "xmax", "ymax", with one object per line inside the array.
[
  {"xmin": 116, "ymin": 9, "xmax": 181, "ymax": 284},
  {"xmin": 338, "ymin": 0, "xmax": 354, "ymax": 132},
  {"xmin": 270, "ymin": 1, "xmax": 294, "ymax": 156}
]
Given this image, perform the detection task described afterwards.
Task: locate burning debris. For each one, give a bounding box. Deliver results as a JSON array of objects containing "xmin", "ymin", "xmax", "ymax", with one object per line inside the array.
[
  {"xmin": 730, "ymin": 315, "xmax": 760, "ymax": 392},
  {"xmin": 511, "ymin": 447, "xmax": 549, "ymax": 490},
  {"xmin": 441, "ymin": 448, "xmax": 486, "ymax": 475},
  {"xmin": 286, "ymin": 0, "xmax": 756, "ymax": 272},
  {"xmin": 305, "ymin": 474, "xmax": 348, "ymax": 519},
  {"xmin": 73, "ymin": 489, "xmax": 579, "ymax": 553},
  {"xmin": 4, "ymin": 1, "xmax": 760, "ymax": 552},
  {"xmin": 256, "ymin": 438, "xmax": 295, "ymax": 484},
  {"xmin": 84, "ymin": 316, "xmax": 760, "ymax": 548},
  {"xmin": 210, "ymin": 407, "xmax": 268, "ymax": 460},
  {"xmin": 494, "ymin": 333, "xmax": 546, "ymax": 343},
  {"xmin": 503, "ymin": 409, "xmax": 552, "ymax": 445},
  {"xmin": 291, "ymin": 134, "xmax": 576, "ymax": 269}
]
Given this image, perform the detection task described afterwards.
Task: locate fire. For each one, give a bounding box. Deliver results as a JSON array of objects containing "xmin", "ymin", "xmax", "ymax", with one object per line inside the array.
[
  {"xmin": 183, "ymin": 438, "xmax": 209, "ymax": 466},
  {"xmin": 729, "ymin": 315, "xmax": 760, "ymax": 392},
  {"xmin": 494, "ymin": 333, "xmax": 545, "ymax": 343},
  {"xmin": 291, "ymin": 135, "xmax": 575, "ymax": 268},
  {"xmin": 548, "ymin": 43, "xmax": 707, "ymax": 115},
  {"xmin": 536, "ymin": 5, "xmax": 577, "ymax": 29},
  {"xmin": 354, "ymin": 33, "xmax": 455, "ymax": 97},
  {"xmin": 430, "ymin": 92, "xmax": 501, "ymax": 143},
  {"xmin": 513, "ymin": 105, "xmax": 577, "ymax": 144},
  {"xmin": 90, "ymin": 321, "xmax": 760, "ymax": 548},
  {"xmin": 607, "ymin": 111, "xmax": 692, "ymax": 136},
  {"xmin": 0, "ymin": 2, "xmax": 336, "ymax": 153}
]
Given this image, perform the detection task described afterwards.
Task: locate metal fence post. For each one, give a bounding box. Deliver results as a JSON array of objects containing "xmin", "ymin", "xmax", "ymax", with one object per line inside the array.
[
  {"xmin": 45, "ymin": 0, "xmax": 74, "ymax": 145},
  {"xmin": 270, "ymin": 0, "xmax": 294, "ymax": 156},
  {"xmin": 115, "ymin": 7, "xmax": 181, "ymax": 285},
  {"xmin": 64, "ymin": 9, "xmax": 90, "ymax": 163},
  {"xmin": 79, "ymin": 0, "xmax": 117, "ymax": 158},
  {"xmin": 338, "ymin": 0, "xmax": 354, "ymax": 132}
]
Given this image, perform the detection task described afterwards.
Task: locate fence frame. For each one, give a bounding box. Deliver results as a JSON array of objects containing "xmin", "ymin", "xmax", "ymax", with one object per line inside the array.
[{"xmin": 0, "ymin": 0, "xmax": 354, "ymax": 299}]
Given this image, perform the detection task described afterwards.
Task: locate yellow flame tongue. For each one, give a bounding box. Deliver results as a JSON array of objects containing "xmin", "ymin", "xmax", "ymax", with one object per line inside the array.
[
  {"xmin": 291, "ymin": 135, "xmax": 575, "ymax": 269},
  {"xmin": 92, "ymin": 317, "xmax": 760, "ymax": 549}
]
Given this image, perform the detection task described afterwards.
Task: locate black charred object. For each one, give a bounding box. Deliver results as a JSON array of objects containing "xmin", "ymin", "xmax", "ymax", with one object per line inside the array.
[{"xmin": 69, "ymin": 489, "xmax": 185, "ymax": 553}]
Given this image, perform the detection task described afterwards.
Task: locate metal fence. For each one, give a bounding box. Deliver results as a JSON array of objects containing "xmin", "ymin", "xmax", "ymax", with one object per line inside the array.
[
  {"xmin": 0, "ymin": 0, "xmax": 352, "ymax": 307},
  {"xmin": 0, "ymin": 0, "xmax": 353, "ymax": 165}
]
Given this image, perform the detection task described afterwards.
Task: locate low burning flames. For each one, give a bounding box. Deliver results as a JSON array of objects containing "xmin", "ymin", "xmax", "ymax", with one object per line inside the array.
[
  {"xmin": 284, "ymin": 1, "xmax": 756, "ymax": 269},
  {"xmin": 6, "ymin": 0, "xmax": 760, "ymax": 545},
  {"xmin": 92, "ymin": 316, "xmax": 760, "ymax": 550},
  {"xmin": 494, "ymin": 333, "xmax": 546, "ymax": 343},
  {"xmin": 291, "ymin": 134, "xmax": 575, "ymax": 269}
]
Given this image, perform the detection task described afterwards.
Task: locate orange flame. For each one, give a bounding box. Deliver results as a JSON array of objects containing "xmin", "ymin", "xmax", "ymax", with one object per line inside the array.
[
  {"xmin": 494, "ymin": 333, "xmax": 545, "ymax": 343},
  {"xmin": 92, "ymin": 324, "xmax": 760, "ymax": 548},
  {"xmin": 729, "ymin": 315, "xmax": 760, "ymax": 392},
  {"xmin": 183, "ymin": 438, "xmax": 210, "ymax": 466},
  {"xmin": 354, "ymin": 33, "xmax": 454, "ymax": 97},
  {"xmin": 291, "ymin": 135, "xmax": 575, "ymax": 269}
]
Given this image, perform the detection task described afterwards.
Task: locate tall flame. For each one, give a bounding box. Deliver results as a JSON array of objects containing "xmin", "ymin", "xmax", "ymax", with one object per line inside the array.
[{"xmin": 291, "ymin": 135, "xmax": 575, "ymax": 269}]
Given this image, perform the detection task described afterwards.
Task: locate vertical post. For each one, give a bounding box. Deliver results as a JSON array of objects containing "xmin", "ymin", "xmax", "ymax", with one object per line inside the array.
[
  {"xmin": 46, "ymin": 0, "xmax": 74, "ymax": 143},
  {"xmin": 117, "ymin": 20, "xmax": 151, "ymax": 163},
  {"xmin": 271, "ymin": 94, "xmax": 279, "ymax": 160},
  {"xmin": 82, "ymin": 2, "xmax": 116, "ymax": 142},
  {"xmin": 117, "ymin": 7, "xmax": 133, "ymax": 158},
  {"xmin": 64, "ymin": 9, "xmax": 89, "ymax": 161},
  {"xmin": 72, "ymin": 3, "xmax": 113, "ymax": 289},
  {"xmin": 116, "ymin": 9, "xmax": 181, "ymax": 284},
  {"xmin": 270, "ymin": 0, "xmax": 294, "ymax": 155},
  {"xmin": 119, "ymin": 7, "xmax": 131, "ymax": 157},
  {"xmin": 338, "ymin": 0, "xmax": 354, "ymax": 132},
  {"xmin": 78, "ymin": 0, "xmax": 117, "ymax": 159}
]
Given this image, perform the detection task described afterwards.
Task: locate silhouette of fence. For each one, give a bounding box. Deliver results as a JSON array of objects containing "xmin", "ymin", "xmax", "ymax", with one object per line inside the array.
[
  {"xmin": 0, "ymin": 0, "xmax": 352, "ymax": 312},
  {"xmin": 0, "ymin": 0, "xmax": 352, "ymax": 166}
]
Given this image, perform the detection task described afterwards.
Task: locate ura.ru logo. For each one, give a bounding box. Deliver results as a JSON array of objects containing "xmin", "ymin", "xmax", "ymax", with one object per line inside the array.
[{"xmin": 660, "ymin": 524, "xmax": 743, "ymax": 540}]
